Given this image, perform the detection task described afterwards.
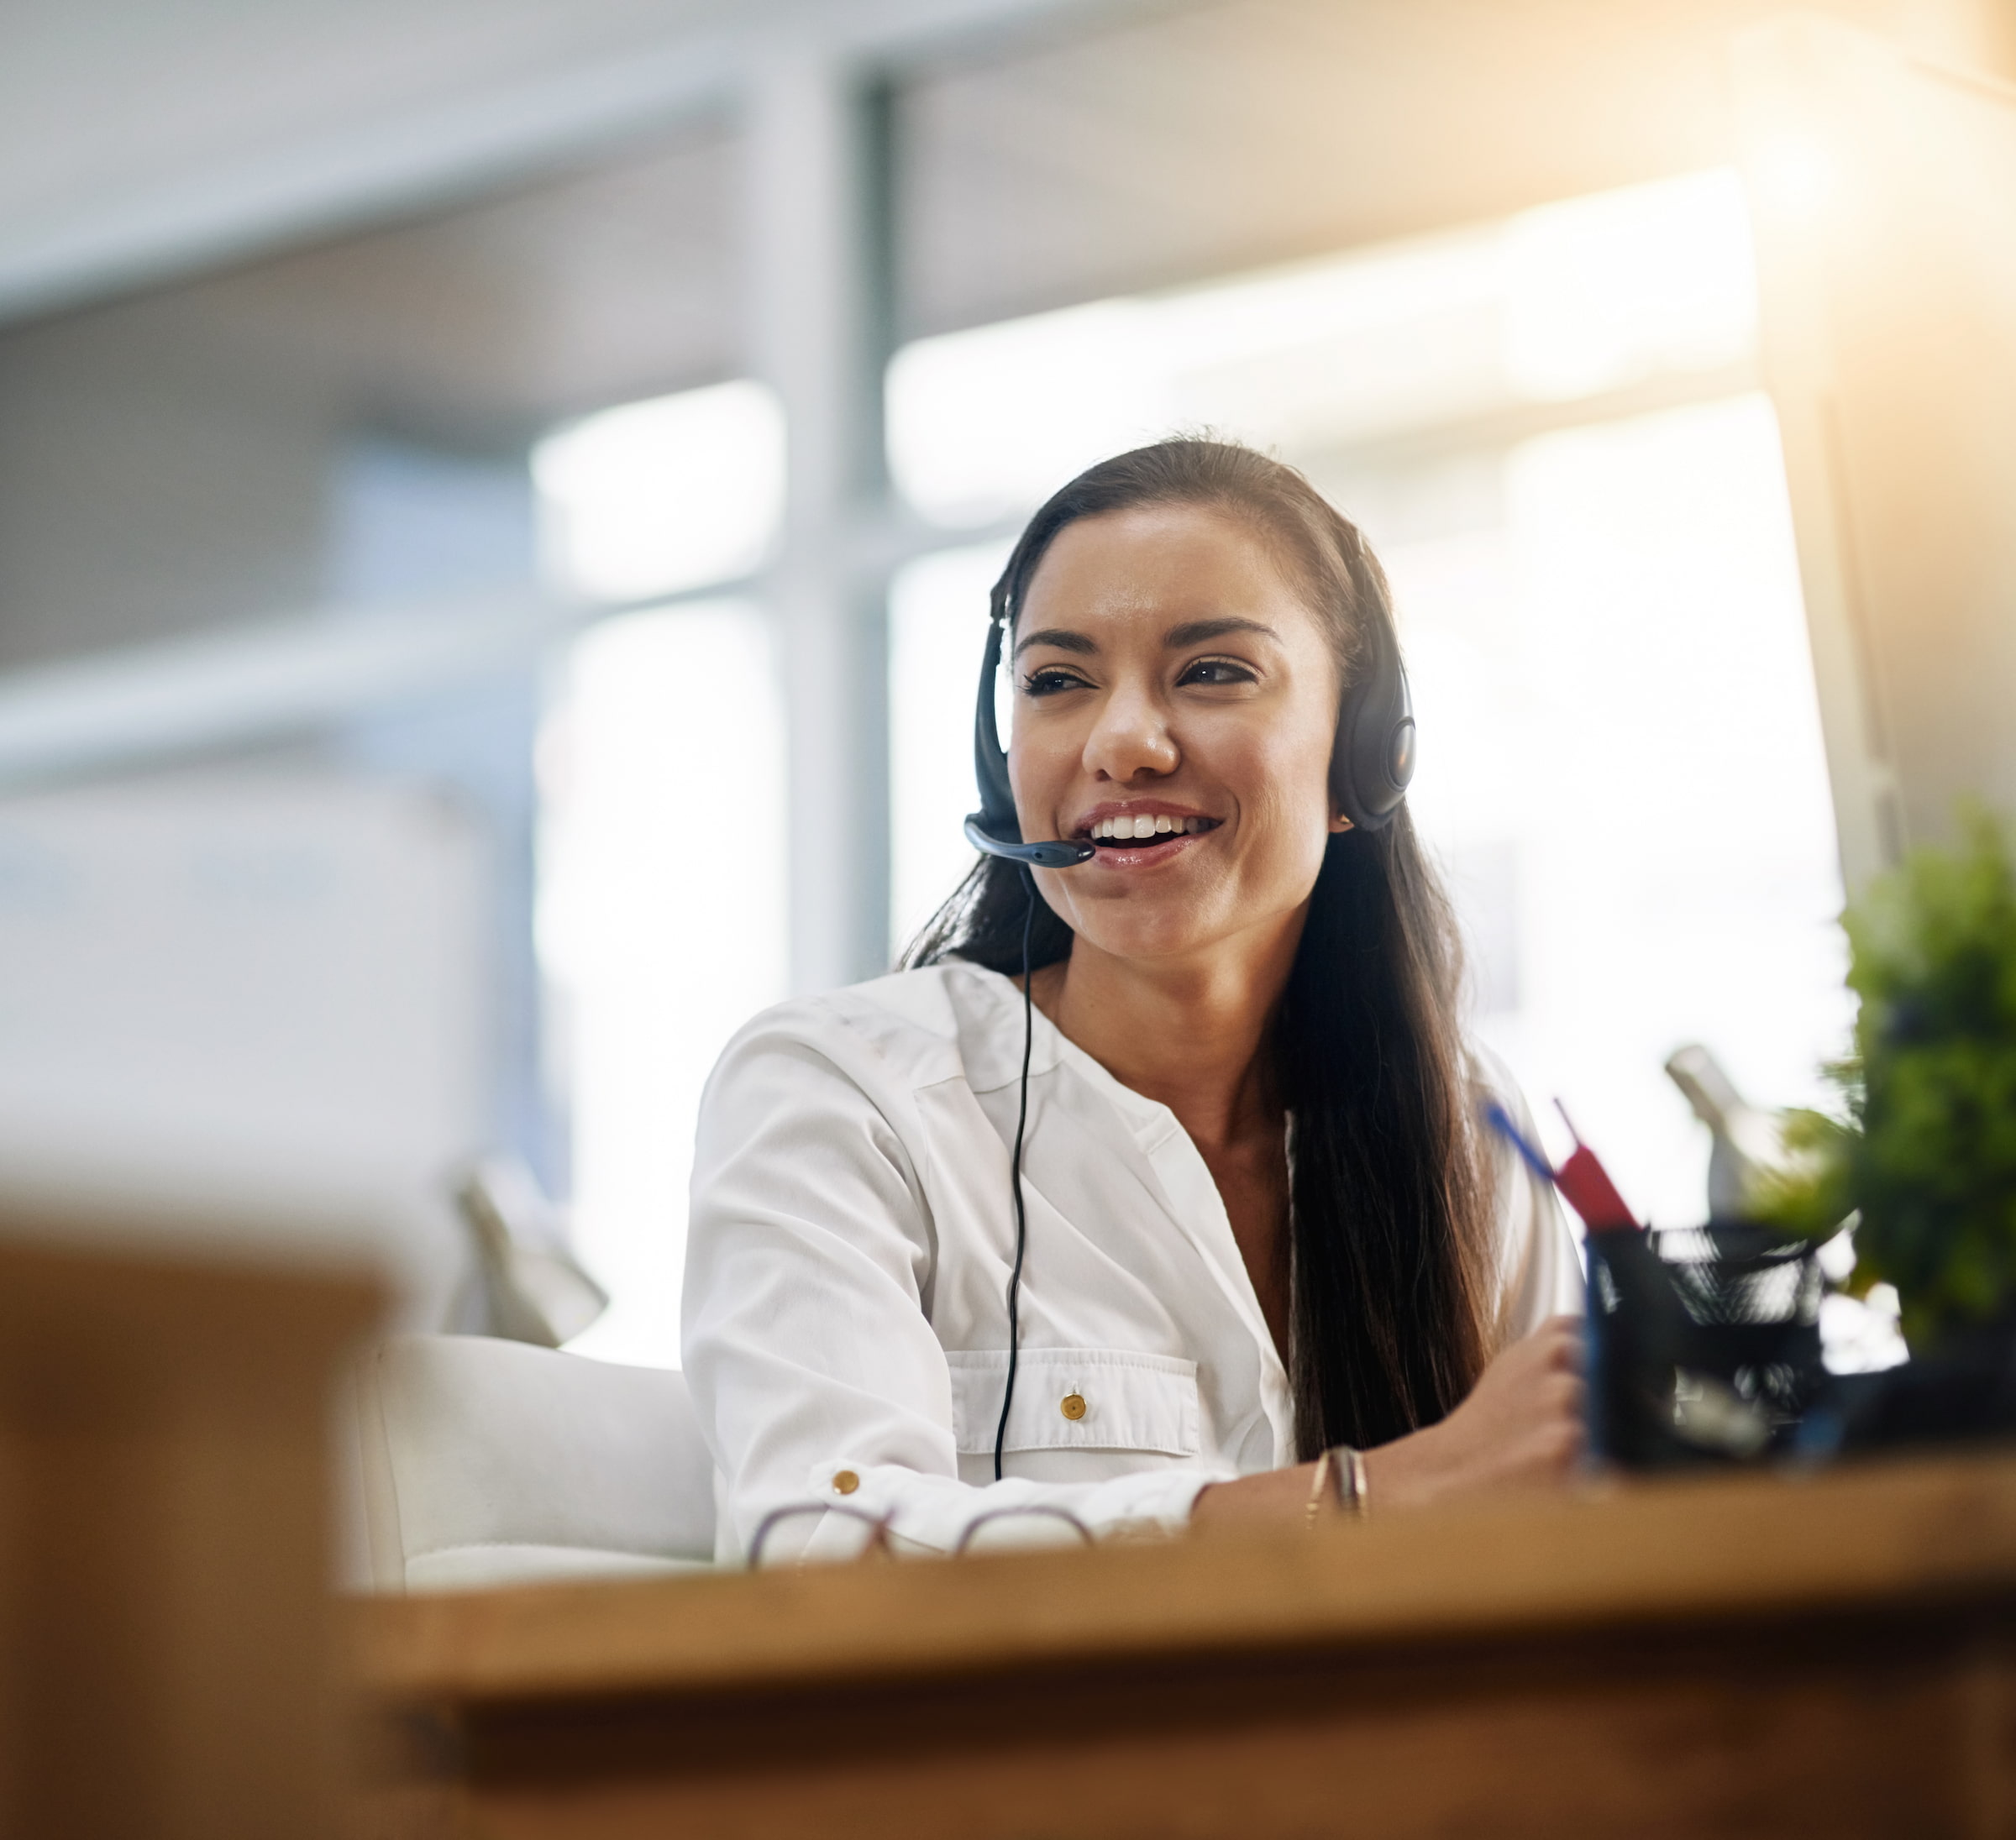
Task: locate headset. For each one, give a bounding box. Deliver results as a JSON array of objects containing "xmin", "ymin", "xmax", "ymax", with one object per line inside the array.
[{"xmin": 962, "ymin": 572, "xmax": 1416, "ymax": 1479}]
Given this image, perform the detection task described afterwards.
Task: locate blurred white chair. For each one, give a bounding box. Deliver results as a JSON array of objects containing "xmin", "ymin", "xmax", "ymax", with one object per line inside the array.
[{"xmin": 352, "ymin": 1336, "xmax": 718, "ymax": 1592}]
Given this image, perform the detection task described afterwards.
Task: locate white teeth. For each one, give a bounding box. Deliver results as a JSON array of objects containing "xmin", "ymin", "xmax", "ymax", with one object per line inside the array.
[{"xmin": 1088, "ymin": 813, "xmax": 1213, "ymax": 841}]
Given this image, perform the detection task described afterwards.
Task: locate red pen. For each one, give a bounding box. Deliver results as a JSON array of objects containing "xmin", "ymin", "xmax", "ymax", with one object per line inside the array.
[
  {"xmin": 1480, "ymin": 1098, "xmax": 1641, "ymax": 1234},
  {"xmin": 1550, "ymin": 1101, "xmax": 1641, "ymax": 1234}
]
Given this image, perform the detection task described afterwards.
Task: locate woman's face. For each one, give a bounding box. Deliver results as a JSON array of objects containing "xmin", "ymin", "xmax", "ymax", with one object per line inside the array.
[{"xmin": 1011, "ymin": 503, "xmax": 1349, "ymax": 968}]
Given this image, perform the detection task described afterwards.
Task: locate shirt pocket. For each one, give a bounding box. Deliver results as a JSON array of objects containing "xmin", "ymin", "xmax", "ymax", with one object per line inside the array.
[{"xmin": 943, "ymin": 1348, "xmax": 1201, "ymax": 1458}]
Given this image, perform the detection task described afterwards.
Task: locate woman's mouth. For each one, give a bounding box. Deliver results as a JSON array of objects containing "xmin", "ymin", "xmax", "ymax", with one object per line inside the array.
[{"xmin": 1075, "ymin": 812, "xmax": 1221, "ymax": 859}]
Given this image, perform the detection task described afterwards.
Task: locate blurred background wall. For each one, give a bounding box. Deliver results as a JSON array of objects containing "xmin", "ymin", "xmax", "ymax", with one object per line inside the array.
[{"xmin": 0, "ymin": 0, "xmax": 2009, "ymax": 1359}]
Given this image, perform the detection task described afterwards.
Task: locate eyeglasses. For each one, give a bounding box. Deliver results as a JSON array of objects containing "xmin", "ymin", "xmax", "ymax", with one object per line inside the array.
[{"xmin": 745, "ymin": 1500, "xmax": 1094, "ymax": 1569}]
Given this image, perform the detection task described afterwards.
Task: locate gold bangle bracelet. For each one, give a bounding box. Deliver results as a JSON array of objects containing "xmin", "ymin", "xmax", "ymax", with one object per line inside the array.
[
  {"xmin": 1342, "ymin": 1445, "xmax": 1370, "ymax": 1519},
  {"xmin": 1306, "ymin": 1445, "xmax": 1370, "ymax": 1528},
  {"xmin": 1304, "ymin": 1448, "xmax": 1338, "ymax": 1530}
]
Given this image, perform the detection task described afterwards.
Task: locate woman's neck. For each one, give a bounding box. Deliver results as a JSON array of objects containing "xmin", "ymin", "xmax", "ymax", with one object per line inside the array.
[{"xmin": 1028, "ymin": 910, "xmax": 1305, "ymax": 1152}]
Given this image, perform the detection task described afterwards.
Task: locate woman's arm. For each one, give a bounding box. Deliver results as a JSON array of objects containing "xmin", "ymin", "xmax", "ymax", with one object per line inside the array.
[
  {"xmin": 1189, "ymin": 1315, "xmax": 1585, "ymax": 1530},
  {"xmin": 1193, "ymin": 1059, "xmax": 1588, "ymax": 1533}
]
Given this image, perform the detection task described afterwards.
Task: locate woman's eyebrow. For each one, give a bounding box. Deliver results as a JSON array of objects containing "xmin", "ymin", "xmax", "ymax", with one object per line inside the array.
[
  {"xmin": 1011, "ymin": 626, "xmax": 1097, "ymax": 658},
  {"xmin": 1163, "ymin": 616, "xmax": 1281, "ymax": 648}
]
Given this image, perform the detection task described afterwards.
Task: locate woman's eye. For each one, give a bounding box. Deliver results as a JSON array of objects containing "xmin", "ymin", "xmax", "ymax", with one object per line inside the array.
[
  {"xmin": 1179, "ymin": 658, "xmax": 1257, "ymax": 687},
  {"xmin": 1021, "ymin": 668, "xmax": 1089, "ymax": 696}
]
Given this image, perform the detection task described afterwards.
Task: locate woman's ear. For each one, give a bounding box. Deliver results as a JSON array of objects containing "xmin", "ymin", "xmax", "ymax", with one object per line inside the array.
[{"xmin": 1329, "ymin": 813, "xmax": 1356, "ymax": 835}]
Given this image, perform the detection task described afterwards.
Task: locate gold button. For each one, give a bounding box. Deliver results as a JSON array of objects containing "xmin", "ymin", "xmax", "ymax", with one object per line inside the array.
[
  {"xmin": 1060, "ymin": 1392, "xmax": 1087, "ymax": 1422},
  {"xmin": 832, "ymin": 1469, "xmax": 860, "ymax": 1495}
]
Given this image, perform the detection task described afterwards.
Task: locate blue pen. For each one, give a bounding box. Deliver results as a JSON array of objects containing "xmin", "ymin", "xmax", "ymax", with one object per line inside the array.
[{"xmin": 1482, "ymin": 1098, "xmax": 1557, "ymax": 1186}]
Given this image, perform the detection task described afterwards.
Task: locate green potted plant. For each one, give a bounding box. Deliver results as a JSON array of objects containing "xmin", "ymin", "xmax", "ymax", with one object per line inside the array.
[{"xmin": 1762, "ymin": 805, "xmax": 2016, "ymax": 1354}]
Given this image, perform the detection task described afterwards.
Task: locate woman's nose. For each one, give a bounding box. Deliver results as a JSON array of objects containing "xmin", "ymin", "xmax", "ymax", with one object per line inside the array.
[{"xmin": 1084, "ymin": 683, "xmax": 1179, "ymax": 783}]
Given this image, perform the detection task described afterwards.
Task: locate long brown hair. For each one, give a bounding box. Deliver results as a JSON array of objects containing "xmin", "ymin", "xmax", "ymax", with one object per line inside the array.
[{"xmin": 906, "ymin": 438, "xmax": 1495, "ymax": 1453}]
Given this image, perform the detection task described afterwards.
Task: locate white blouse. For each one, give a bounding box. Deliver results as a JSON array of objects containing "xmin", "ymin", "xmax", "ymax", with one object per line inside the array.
[{"xmin": 683, "ymin": 961, "xmax": 1581, "ymax": 1563}]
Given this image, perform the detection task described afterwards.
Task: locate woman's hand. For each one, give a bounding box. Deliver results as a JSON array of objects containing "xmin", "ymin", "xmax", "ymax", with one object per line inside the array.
[
  {"xmin": 1189, "ymin": 1316, "xmax": 1584, "ymax": 1532},
  {"xmin": 1362, "ymin": 1314, "xmax": 1584, "ymax": 1511}
]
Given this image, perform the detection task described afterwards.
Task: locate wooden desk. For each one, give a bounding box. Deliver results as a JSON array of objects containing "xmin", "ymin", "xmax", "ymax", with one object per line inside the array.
[
  {"xmin": 353, "ymin": 1454, "xmax": 2016, "ymax": 1838},
  {"xmin": 0, "ymin": 1231, "xmax": 381, "ymax": 1838}
]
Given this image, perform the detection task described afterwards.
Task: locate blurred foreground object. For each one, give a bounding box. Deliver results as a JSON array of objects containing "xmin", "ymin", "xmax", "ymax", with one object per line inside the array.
[
  {"xmin": 0, "ymin": 777, "xmax": 491, "ymax": 1334},
  {"xmin": 452, "ymin": 1156, "xmax": 606, "ymax": 1346},
  {"xmin": 352, "ymin": 1336, "xmax": 713, "ymax": 1592},
  {"xmin": 0, "ymin": 1228, "xmax": 380, "ymax": 1837},
  {"xmin": 1478, "ymin": 1102, "xmax": 1830, "ymax": 1468},
  {"xmin": 1587, "ymin": 1224, "xmax": 1827, "ymax": 1469},
  {"xmin": 1665, "ymin": 1042, "xmax": 1806, "ymax": 1222},
  {"xmin": 1665, "ymin": 1041, "xmax": 1903, "ymax": 1377},
  {"xmin": 1764, "ymin": 807, "xmax": 2016, "ymax": 1351},
  {"xmin": 1733, "ymin": 810, "xmax": 2016, "ymax": 1462}
]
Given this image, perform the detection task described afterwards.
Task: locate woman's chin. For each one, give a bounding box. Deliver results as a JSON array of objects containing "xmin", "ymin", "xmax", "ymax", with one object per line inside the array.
[
  {"xmin": 1051, "ymin": 859, "xmax": 1312, "ymax": 972},
  {"xmin": 1060, "ymin": 899, "xmax": 1239, "ymax": 968}
]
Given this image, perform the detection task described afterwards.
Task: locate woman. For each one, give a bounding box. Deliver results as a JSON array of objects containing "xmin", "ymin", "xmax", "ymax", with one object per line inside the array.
[{"xmin": 684, "ymin": 438, "xmax": 1582, "ymax": 1563}]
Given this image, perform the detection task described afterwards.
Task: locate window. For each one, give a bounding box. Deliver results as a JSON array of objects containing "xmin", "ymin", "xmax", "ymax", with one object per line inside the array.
[
  {"xmin": 535, "ymin": 600, "xmax": 786, "ymax": 1366},
  {"xmin": 534, "ymin": 381, "xmax": 785, "ymax": 604}
]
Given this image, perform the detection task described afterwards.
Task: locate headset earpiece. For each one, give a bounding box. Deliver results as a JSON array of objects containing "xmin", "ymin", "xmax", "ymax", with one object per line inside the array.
[
  {"xmin": 963, "ymin": 613, "xmax": 1096, "ymax": 869},
  {"xmin": 1330, "ymin": 616, "xmax": 1416, "ymax": 832},
  {"xmin": 969, "ymin": 614, "xmax": 1019, "ymax": 839},
  {"xmin": 1323, "ymin": 532, "xmax": 1416, "ymax": 831}
]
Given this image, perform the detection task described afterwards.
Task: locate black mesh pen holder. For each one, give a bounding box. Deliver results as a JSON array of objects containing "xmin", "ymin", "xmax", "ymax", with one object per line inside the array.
[{"xmin": 1587, "ymin": 1224, "xmax": 1826, "ymax": 1470}]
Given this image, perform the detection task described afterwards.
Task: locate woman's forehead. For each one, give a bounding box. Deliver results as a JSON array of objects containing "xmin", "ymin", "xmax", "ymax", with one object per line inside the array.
[{"xmin": 1017, "ymin": 503, "xmax": 1322, "ymax": 642}]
